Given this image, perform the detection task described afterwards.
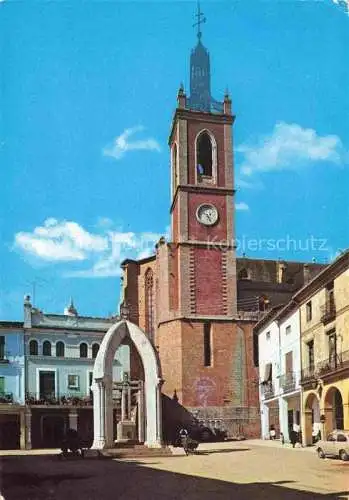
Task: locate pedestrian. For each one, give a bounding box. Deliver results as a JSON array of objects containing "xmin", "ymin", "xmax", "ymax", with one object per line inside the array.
[
  {"xmin": 269, "ymin": 426, "xmax": 276, "ymax": 440},
  {"xmin": 290, "ymin": 429, "xmax": 297, "ymax": 448}
]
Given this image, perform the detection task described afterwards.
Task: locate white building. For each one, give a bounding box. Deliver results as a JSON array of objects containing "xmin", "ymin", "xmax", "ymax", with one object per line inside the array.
[
  {"xmin": 256, "ymin": 302, "xmax": 302, "ymax": 442},
  {"xmin": 24, "ymin": 296, "xmax": 130, "ymax": 448}
]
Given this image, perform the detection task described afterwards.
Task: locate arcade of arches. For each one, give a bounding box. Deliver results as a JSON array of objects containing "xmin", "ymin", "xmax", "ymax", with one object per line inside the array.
[{"xmin": 302, "ymin": 382, "xmax": 349, "ymax": 445}]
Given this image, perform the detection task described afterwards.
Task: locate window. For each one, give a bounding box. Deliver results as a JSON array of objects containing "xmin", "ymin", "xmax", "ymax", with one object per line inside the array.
[
  {"xmin": 67, "ymin": 374, "xmax": 79, "ymax": 390},
  {"xmin": 92, "ymin": 343, "xmax": 99, "ymax": 359},
  {"xmin": 29, "ymin": 339, "xmax": 38, "ymax": 356},
  {"xmin": 0, "ymin": 376, "xmax": 4, "ymax": 395},
  {"xmin": 306, "ymin": 301, "xmax": 312, "ymax": 322},
  {"xmin": 307, "ymin": 340, "xmax": 314, "ymax": 370},
  {"xmin": 327, "ymin": 433, "xmax": 335, "ymax": 442},
  {"xmin": 196, "ymin": 131, "xmax": 213, "ymax": 177},
  {"xmin": 39, "ymin": 371, "xmax": 55, "ymax": 400},
  {"xmin": 56, "ymin": 341, "xmax": 65, "ymax": 357},
  {"xmin": 80, "ymin": 343, "xmax": 88, "ymax": 358},
  {"xmin": 42, "ymin": 341, "xmax": 52, "ymax": 356},
  {"xmin": 238, "ymin": 268, "xmax": 249, "ymax": 280},
  {"xmin": 328, "ymin": 330, "xmax": 337, "ymax": 366},
  {"xmin": 285, "ymin": 351, "xmax": 293, "ymax": 374},
  {"xmin": 337, "ymin": 434, "xmax": 347, "ymax": 443},
  {"xmin": 266, "ymin": 331, "xmax": 271, "ymax": 340},
  {"xmin": 145, "ymin": 268, "xmax": 154, "ymax": 341},
  {"xmin": 204, "ymin": 322, "xmax": 212, "ymax": 367},
  {"xmin": 0, "ymin": 336, "xmax": 5, "ymax": 360},
  {"xmin": 285, "ymin": 325, "xmax": 291, "ymax": 335}
]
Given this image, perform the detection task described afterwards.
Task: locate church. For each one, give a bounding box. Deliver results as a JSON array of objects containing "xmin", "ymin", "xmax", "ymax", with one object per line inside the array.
[{"xmin": 119, "ymin": 13, "xmax": 325, "ymax": 438}]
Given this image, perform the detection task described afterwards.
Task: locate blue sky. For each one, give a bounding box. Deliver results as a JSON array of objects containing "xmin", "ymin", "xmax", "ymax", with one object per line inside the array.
[{"xmin": 1, "ymin": 0, "xmax": 348, "ymax": 320}]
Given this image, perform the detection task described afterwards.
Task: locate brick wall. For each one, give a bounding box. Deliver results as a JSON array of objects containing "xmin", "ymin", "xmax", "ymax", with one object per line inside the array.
[{"xmin": 195, "ymin": 248, "xmax": 223, "ymax": 315}]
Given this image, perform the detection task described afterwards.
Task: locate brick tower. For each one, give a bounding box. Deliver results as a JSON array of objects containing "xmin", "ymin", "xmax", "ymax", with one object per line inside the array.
[
  {"xmin": 121, "ymin": 8, "xmax": 261, "ymax": 435},
  {"xmin": 154, "ymin": 12, "xmax": 256, "ymax": 414}
]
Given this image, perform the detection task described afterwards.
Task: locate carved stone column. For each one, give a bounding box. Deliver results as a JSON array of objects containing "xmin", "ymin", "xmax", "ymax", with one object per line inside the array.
[
  {"xmin": 138, "ymin": 381, "xmax": 145, "ymax": 443},
  {"xmin": 92, "ymin": 379, "xmax": 106, "ymax": 449}
]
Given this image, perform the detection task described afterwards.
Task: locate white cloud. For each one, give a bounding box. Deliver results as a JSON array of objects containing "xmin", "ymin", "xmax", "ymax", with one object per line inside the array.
[
  {"xmin": 103, "ymin": 126, "xmax": 161, "ymax": 160},
  {"xmin": 15, "ymin": 219, "xmax": 107, "ymax": 262},
  {"xmin": 331, "ymin": 0, "xmax": 349, "ymax": 14},
  {"xmin": 15, "ymin": 218, "xmax": 166, "ymax": 278},
  {"xmin": 235, "ymin": 202, "xmax": 250, "ymax": 211},
  {"xmin": 237, "ymin": 122, "xmax": 345, "ymax": 178}
]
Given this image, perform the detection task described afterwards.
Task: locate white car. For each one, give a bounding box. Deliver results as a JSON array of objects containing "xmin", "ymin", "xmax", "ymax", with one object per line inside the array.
[{"xmin": 316, "ymin": 430, "xmax": 349, "ymax": 461}]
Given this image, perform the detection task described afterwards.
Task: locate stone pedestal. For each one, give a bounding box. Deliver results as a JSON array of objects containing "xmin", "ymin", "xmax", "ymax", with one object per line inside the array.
[{"xmin": 116, "ymin": 420, "xmax": 137, "ymax": 443}]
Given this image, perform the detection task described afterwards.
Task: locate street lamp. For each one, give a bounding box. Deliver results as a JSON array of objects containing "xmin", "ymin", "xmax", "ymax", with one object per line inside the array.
[{"xmin": 120, "ymin": 301, "xmax": 130, "ymax": 320}]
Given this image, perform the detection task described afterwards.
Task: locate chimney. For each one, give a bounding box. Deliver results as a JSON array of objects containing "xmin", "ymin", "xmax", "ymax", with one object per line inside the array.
[
  {"xmin": 177, "ymin": 83, "xmax": 187, "ymax": 109},
  {"xmin": 303, "ymin": 264, "xmax": 311, "ymax": 284},
  {"xmin": 24, "ymin": 294, "xmax": 32, "ymax": 328}
]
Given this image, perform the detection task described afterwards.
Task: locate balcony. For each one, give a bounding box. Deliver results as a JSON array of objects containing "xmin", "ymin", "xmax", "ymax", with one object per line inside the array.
[
  {"xmin": 25, "ymin": 392, "xmax": 94, "ymax": 407},
  {"xmin": 261, "ymin": 382, "xmax": 275, "ymax": 400},
  {"xmin": 320, "ymin": 300, "xmax": 336, "ymax": 324},
  {"xmin": 301, "ymin": 349, "xmax": 349, "ymax": 382},
  {"xmin": 279, "ymin": 372, "xmax": 296, "ymax": 393},
  {"xmin": 0, "ymin": 392, "xmax": 16, "ymax": 404},
  {"xmin": 25, "ymin": 392, "xmax": 121, "ymax": 407}
]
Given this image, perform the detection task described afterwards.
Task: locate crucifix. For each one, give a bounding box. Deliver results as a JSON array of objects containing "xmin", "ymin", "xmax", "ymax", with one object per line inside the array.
[{"xmin": 193, "ymin": 1, "xmax": 206, "ymax": 41}]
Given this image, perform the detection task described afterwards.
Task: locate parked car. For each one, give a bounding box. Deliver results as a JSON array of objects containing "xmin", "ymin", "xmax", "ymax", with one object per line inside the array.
[{"xmin": 316, "ymin": 430, "xmax": 349, "ymax": 461}]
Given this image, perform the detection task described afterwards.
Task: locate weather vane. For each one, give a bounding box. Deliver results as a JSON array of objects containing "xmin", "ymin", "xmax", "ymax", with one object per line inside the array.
[{"xmin": 193, "ymin": 1, "xmax": 206, "ymax": 41}]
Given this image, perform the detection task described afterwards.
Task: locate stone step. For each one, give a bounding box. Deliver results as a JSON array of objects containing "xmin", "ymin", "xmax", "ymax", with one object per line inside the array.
[{"xmin": 83, "ymin": 445, "xmax": 177, "ymax": 459}]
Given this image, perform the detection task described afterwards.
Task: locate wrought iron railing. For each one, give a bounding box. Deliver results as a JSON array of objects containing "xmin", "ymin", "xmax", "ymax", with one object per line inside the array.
[
  {"xmin": 301, "ymin": 349, "xmax": 349, "ymax": 382},
  {"xmin": 25, "ymin": 392, "xmax": 93, "ymax": 406},
  {"xmin": 279, "ymin": 372, "xmax": 297, "ymax": 393},
  {"xmin": 320, "ymin": 300, "xmax": 336, "ymax": 324},
  {"xmin": 261, "ymin": 383, "xmax": 274, "ymax": 399},
  {"xmin": 0, "ymin": 392, "xmax": 15, "ymax": 404},
  {"xmin": 25, "ymin": 392, "xmax": 121, "ymax": 407}
]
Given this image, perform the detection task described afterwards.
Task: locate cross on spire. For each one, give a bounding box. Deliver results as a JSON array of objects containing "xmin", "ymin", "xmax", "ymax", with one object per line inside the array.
[{"xmin": 193, "ymin": 1, "xmax": 206, "ymax": 41}]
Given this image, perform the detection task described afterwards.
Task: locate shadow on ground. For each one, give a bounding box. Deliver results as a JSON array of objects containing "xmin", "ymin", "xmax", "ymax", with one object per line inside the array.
[
  {"xmin": 195, "ymin": 447, "xmax": 250, "ymax": 455},
  {"xmin": 0, "ymin": 454, "xmax": 348, "ymax": 500}
]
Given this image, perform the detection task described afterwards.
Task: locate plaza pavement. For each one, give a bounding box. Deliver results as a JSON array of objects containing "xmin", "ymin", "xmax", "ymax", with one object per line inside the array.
[{"xmin": 0, "ymin": 439, "xmax": 348, "ymax": 499}]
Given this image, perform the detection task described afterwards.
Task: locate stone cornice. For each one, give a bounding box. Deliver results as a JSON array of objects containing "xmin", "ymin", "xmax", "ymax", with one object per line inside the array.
[
  {"xmin": 170, "ymin": 184, "xmax": 235, "ymax": 214},
  {"xmin": 169, "ymin": 108, "xmax": 235, "ymax": 145}
]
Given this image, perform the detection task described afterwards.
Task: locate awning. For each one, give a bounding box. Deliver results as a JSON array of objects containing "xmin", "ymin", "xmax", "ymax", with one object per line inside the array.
[{"xmin": 262, "ymin": 363, "xmax": 272, "ymax": 383}]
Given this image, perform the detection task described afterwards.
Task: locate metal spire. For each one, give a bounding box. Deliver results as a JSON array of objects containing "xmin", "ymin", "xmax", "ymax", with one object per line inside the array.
[{"xmin": 193, "ymin": 1, "xmax": 206, "ymax": 41}]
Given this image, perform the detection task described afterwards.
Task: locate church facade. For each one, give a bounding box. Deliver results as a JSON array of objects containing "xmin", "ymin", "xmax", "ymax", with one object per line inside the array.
[{"xmin": 120, "ymin": 26, "xmax": 325, "ymax": 437}]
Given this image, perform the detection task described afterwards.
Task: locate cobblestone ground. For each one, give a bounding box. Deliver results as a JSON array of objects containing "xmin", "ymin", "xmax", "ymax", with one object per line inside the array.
[{"xmin": 0, "ymin": 440, "xmax": 348, "ymax": 499}]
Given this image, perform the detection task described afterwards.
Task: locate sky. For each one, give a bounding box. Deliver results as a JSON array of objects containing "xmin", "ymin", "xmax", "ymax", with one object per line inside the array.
[{"xmin": 0, "ymin": 0, "xmax": 348, "ymax": 321}]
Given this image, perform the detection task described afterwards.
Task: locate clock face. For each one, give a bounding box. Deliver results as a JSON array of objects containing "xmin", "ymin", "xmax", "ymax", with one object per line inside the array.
[{"xmin": 196, "ymin": 204, "xmax": 219, "ymax": 226}]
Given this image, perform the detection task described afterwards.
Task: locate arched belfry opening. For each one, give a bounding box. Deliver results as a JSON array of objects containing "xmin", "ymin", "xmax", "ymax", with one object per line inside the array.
[
  {"xmin": 145, "ymin": 268, "xmax": 155, "ymax": 341},
  {"xmin": 91, "ymin": 319, "xmax": 163, "ymax": 449},
  {"xmin": 196, "ymin": 131, "xmax": 215, "ymax": 178}
]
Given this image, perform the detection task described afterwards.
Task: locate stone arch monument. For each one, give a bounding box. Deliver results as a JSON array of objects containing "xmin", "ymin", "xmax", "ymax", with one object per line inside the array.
[{"xmin": 91, "ymin": 319, "xmax": 163, "ymax": 449}]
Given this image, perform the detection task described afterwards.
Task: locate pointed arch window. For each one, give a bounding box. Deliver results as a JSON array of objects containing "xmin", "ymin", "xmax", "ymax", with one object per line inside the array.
[
  {"xmin": 29, "ymin": 339, "xmax": 38, "ymax": 356},
  {"xmin": 43, "ymin": 341, "xmax": 52, "ymax": 356},
  {"xmin": 196, "ymin": 131, "xmax": 215, "ymax": 178},
  {"xmin": 145, "ymin": 268, "xmax": 154, "ymax": 341},
  {"xmin": 56, "ymin": 341, "xmax": 65, "ymax": 357}
]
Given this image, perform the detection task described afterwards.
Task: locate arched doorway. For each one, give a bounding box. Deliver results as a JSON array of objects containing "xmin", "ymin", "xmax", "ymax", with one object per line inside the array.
[
  {"xmin": 324, "ymin": 386, "xmax": 344, "ymax": 436},
  {"xmin": 91, "ymin": 320, "xmax": 163, "ymax": 449},
  {"xmin": 304, "ymin": 392, "xmax": 320, "ymax": 445}
]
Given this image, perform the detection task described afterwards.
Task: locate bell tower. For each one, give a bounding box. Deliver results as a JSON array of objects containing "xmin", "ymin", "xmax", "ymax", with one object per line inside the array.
[
  {"xmin": 156, "ymin": 5, "xmax": 239, "ymax": 408},
  {"xmin": 169, "ymin": 7, "xmax": 237, "ymax": 318}
]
